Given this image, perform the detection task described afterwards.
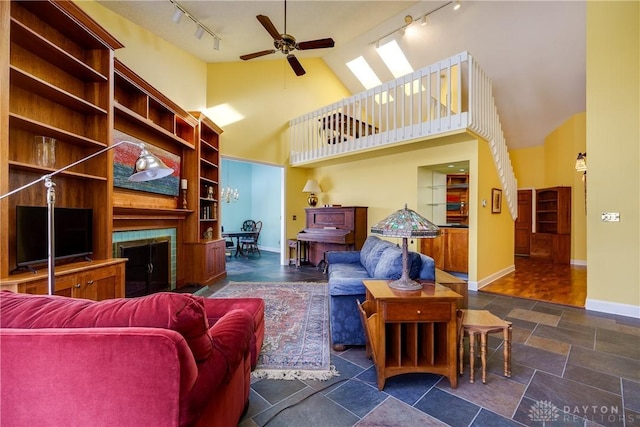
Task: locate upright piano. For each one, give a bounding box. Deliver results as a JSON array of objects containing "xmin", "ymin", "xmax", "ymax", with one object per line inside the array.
[{"xmin": 297, "ymin": 206, "xmax": 368, "ymax": 266}]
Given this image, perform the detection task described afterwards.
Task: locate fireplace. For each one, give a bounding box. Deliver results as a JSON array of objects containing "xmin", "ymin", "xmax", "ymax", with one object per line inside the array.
[{"xmin": 115, "ymin": 237, "xmax": 170, "ymax": 298}]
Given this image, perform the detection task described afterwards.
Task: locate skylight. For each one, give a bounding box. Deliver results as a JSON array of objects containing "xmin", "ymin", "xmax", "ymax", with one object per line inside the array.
[
  {"xmin": 346, "ymin": 56, "xmax": 381, "ymax": 90},
  {"xmin": 376, "ymin": 40, "xmax": 413, "ymax": 78}
]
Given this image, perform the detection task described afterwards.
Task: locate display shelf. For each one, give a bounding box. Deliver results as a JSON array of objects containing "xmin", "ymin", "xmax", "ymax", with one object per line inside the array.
[
  {"xmin": 532, "ymin": 186, "xmax": 571, "ymax": 264},
  {"xmin": 10, "ymin": 18, "xmax": 108, "ymax": 82},
  {"xmin": 1, "ymin": 0, "xmax": 123, "ymax": 281},
  {"xmin": 10, "ymin": 66, "xmax": 108, "ymax": 114},
  {"xmin": 182, "ymin": 111, "xmax": 225, "ymax": 284},
  {"xmin": 113, "ymin": 60, "xmax": 196, "ymax": 151}
]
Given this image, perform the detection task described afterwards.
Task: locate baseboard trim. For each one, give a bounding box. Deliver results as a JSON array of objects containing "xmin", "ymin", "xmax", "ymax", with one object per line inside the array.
[
  {"xmin": 472, "ymin": 264, "xmax": 516, "ymax": 292},
  {"xmin": 586, "ymin": 298, "xmax": 640, "ymax": 319},
  {"xmin": 571, "ymin": 259, "xmax": 587, "ymax": 266}
]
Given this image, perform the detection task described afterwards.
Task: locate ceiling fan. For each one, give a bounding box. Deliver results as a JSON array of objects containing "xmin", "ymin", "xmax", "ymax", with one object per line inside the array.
[{"xmin": 239, "ymin": 0, "xmax": 335, "ymax": 76}]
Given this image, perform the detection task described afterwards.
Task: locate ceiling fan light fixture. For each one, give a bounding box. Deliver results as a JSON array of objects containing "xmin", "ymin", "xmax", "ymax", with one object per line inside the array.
[{"xmin": 239, "ymin": 1, "xmax": 334, "ymax": 77}]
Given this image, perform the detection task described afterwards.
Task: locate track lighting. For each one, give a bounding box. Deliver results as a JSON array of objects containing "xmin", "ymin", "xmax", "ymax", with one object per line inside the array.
[
  {"xmin": 169, "ymin": 0, "xmax": 222, "ymax": 50},
  {"xmin": 370, "ymin": 1, "xmax": 456, "ymax": 47},
  {"xmin": 194, "ymin": 25, "xmax": 205, "ymax": 39},
  {"xmin": 171, "ymin": 7, "xmax": 184, "ymax": 24}
]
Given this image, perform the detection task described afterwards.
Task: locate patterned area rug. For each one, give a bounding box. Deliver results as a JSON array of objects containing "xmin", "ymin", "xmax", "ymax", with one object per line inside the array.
[{"xmin": 211, "ymin": 282, "xmax": 338, "ymax": 381}]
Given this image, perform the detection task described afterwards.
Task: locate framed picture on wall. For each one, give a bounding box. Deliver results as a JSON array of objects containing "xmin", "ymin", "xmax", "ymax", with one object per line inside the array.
[{"xmin": 492, "ymin": 188, "xmax": 502, "ymax": 214}]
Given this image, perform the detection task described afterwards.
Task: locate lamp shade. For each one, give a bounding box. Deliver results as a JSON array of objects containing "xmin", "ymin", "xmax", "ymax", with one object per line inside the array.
[
  {"xmin": 129, "ymin": 145, "xmax": 174, "ymax": 182},
  {"xmin": 370, "ymin": 204, "xmax": 440, "ymax": 239},
  {"xmin": 371, "ymin": 204, "xmax": 440, "ymax": 291},
  {"xmin": 302, "ymin": 179, "xmax": 322, "ymax": 193}
]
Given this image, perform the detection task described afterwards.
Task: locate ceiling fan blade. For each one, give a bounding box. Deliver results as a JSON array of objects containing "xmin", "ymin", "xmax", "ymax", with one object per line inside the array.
[
  {"xmin": 297, "ymin": 38, "xmax": 335, "ymax": 50},
  {"xmin": 287, "ymin": 54, "xmax": 306, "ymax": 76},
  {"xmin": 240, "ymin": 49, "xmax": 277, "ymax": 60},
  {"xmin": 257, "ymin": 15, "xmax": 282, "ymax": 40}
]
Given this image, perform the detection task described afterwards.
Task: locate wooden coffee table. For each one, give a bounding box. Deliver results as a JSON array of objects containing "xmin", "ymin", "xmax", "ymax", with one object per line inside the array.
[{"xmin": 358, "ymin": 280, "xmax": 462, "ymax": 390}]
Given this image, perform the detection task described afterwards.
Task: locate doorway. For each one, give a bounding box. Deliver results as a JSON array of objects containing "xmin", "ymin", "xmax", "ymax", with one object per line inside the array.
[
  {"xmin": 220, "ymin": 158, "xmax": 285, "ymax": 263},
  {"xmin": 514, "ymin": 189, "xmax": 532, "ymax": 255}
]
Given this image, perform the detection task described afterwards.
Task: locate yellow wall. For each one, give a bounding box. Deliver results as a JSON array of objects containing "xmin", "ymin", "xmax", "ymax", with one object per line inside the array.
[
  {"xmin": 476, "ymin": 139, "xmax": 515, "ymax": 284},
  {"xmin": 510, "ymin": 146, "xmax": 546, "ymax": 189},
  {"xmin": 77, "ymin": 1, "xmax": 207, "ymax": 110},
  {"xmin": 586, "ymin": 1, "xmax": 639, "ymax": 315},
  {"xmin": 206, "ymin": 59, "xmax": 351, "ymax": 240}
]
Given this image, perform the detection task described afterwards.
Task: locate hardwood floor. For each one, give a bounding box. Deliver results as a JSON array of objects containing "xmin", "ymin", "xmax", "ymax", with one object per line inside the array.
[{"xmin": 479, "ymin": 256, "xmax": 587, "ymax": 307}]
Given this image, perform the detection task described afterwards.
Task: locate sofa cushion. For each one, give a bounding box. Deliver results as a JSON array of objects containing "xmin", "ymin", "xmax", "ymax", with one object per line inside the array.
[
  {"xmin": 373, "ymin": 247, "xmax": 423, "ymax": 279},
  {"xmin": 0, "ymin": 291, "xmax": 213, "ymax": 362},
  {"xmin": 360, "ymin": 236, "xmax": 393, "ymax": 276}
]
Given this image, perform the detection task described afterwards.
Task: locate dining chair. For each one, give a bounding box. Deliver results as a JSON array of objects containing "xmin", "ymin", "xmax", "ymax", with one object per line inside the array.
[{"xmin": 240, "ymin": 220, "xmax": 262, "ymax": 256}]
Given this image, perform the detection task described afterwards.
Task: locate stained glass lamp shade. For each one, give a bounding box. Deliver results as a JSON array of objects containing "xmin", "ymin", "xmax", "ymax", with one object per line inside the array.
[{"xmin": 370, "ymin": 204, "xmax": 440, "ymax": 290}]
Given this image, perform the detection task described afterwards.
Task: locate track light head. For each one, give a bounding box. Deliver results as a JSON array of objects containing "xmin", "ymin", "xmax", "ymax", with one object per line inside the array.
[
  {"xmin": 171, "ymin": 7, "xmax": 184, "ymax": 24},
  {"xmin": 453, "ymin": 1, "xmax": 462, "ymax": 11},
  {"xmin": 213, "ymin": 37, "xmax": 220, "ymax": 50},
  {"xmin": 194, "ymin": 25, "xmax": 205, "ymax": 39}
]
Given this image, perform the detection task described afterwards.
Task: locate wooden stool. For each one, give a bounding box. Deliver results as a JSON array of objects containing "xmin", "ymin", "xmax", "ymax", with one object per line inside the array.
[
  {"xmin": 287, "ymin": 240, "xmax": 298, "ymax": 266},
  {"xmin": 459, "ymin": 309, "xmax": 512, "ymax": 384}
]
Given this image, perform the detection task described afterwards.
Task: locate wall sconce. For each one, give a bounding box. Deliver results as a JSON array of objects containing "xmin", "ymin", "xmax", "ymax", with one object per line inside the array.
[
  {"xmin": 575, "ymin": 152, "xmax": 587, "ymax": 213},
  {"xmin": 575, "ymin": 152, "xmax": 587, "ymax": 172},
  {"xmin": 302, "ymin": 179, "xmax": 322, "ymax": 207}
]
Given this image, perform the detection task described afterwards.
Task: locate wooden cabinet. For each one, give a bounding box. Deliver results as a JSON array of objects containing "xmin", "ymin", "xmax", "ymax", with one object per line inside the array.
[
  {"xmin": 1, "ymin": 1, "xmax": 122, "ymax": 285},
  {"xmin": 420, "ymin": 227, "xmax": 468, "ymax": 273},
  {"xmin": 0, "ymin": 259, "xmax": 126, "ymax": 300},
  {"xmin": 359, "ymin": 280, "xmax": 462, "ymax": 390},
  {"xmin": 180, "ymin": 112, "xmax": 226, "ymax": 285},
  {"xmin": 183, "ymin": 240, "xmax": 226, "ymax": 285},
  {"xmin": 531, "ymin": 187, "xmax": 571, "ymax": 264},
  {"xmin": 185, "ymin": 112, "xmax": 223, "ymax": 241}
]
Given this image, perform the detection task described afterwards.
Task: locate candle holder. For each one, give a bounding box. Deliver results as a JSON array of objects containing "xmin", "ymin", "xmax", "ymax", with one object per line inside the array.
[{"xmin": 182, "ymin": 189, "xmax": 188, "ymax": 209}]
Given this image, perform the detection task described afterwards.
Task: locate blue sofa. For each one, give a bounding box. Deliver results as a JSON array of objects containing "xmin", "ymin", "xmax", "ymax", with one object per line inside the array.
[{"xmin": 326, "ymin": 235, "xmax": 436, "ymax": 350}]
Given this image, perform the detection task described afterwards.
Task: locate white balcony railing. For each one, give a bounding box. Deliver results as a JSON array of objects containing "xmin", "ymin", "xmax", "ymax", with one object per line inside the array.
[{"xmin": 289, "ymin": 51, "xmax": 517, "ymax": 220}]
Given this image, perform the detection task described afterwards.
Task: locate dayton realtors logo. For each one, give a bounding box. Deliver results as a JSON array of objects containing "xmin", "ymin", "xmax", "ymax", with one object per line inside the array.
[{"xmin": 528, "ymin": 399, "xmax": 637, "ymax": 424}]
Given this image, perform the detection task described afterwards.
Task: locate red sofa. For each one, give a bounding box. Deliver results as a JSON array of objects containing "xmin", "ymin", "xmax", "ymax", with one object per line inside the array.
[{"xmin": 0, "ymin": 290, "xmax": 264, "ymax": 427}]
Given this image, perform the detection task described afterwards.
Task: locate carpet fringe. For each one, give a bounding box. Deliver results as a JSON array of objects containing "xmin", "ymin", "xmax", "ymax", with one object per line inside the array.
[{"xmin": 251, "ymin": 365, "xmax": 340, "ymax": 381}]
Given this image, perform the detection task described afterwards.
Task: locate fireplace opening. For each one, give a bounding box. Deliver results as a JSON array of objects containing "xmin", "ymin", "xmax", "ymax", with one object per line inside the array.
[{"xmin": 116, "ymin": 237, "xmax": 170, "ymax": 298}]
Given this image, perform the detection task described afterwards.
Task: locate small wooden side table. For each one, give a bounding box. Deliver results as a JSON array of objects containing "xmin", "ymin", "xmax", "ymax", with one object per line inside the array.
[
  {"xmin": 459, "ymin": 309, "xmax": 512, "ymax": 384},
  {"xmin": 359, "ymin": 280, "xmax": 462, "ymax": 390}
]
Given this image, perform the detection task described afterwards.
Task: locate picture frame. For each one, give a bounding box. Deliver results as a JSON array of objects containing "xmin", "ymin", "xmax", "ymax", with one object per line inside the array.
[{"xmin": 492, "ymin": 188, "xmax": 502, "ymax": 214}]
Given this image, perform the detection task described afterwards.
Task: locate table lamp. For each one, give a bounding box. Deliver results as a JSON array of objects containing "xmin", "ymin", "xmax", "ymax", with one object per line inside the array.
[
  {"xmin": 302, "ymin": 179, "xmax": 322, "ymax": 207},
  {"xmin": 370, "ymin": 204, "xmax": 440, "ymax": 291},
  {"xmin": 0, "ymin": 140, "xmax": 173, "ymax": 295}
]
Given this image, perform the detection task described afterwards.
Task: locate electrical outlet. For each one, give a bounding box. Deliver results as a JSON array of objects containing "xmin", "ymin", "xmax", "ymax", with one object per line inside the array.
[
  {"xmin": 601, "ymin": 212, "xmax": 620, "ymax": 222},
  {"xmin": 292, "ymin": 215, "xmax": 297, "ymax": 220}
]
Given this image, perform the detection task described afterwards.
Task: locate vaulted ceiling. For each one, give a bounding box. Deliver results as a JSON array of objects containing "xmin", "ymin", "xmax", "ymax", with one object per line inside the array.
[{"xmin": 97, "ymin": 1, "xmax": 586, "ymax": 150}]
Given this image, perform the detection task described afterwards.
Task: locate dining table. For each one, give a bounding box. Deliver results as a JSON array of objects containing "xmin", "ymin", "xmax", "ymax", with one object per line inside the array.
[{"xmin": 221, "ymin": 230, "xmax": 258, "ymax": 257}]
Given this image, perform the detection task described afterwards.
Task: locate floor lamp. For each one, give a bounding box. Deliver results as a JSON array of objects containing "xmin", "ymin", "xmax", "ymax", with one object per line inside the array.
[{"xmin": 0, "ymin": 140, "xmax": 173, "ymax": 296}]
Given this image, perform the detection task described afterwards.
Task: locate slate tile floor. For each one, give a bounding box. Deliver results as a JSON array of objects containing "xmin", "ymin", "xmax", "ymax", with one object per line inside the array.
[{"xmin": 198, "ymin": 251, "xmax": 640, "ymax": 427}]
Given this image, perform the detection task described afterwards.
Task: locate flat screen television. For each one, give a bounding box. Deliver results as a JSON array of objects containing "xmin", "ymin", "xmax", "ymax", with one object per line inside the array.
[{"xmin": 16, "ymin": 206, "xmax": 93, "ymax": 268}]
